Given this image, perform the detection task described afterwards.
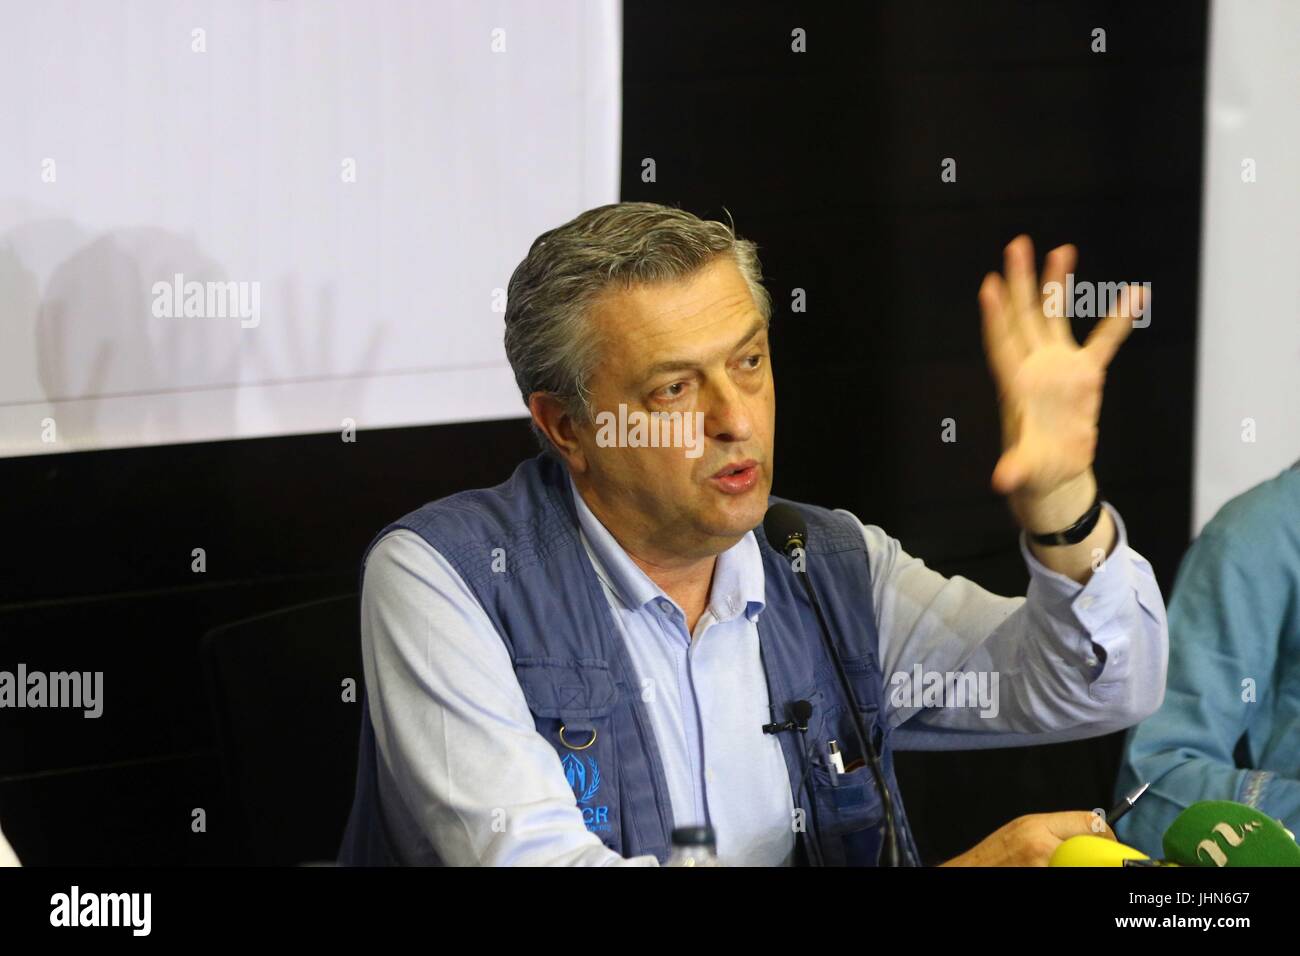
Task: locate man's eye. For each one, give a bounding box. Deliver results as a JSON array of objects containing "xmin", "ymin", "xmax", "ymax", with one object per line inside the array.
[
  {"xmin": 742, "ymin": 354, "xmax": 764, "ymax": 370},
  {"xmin": 658, "ymin": 383, "xmax": 686, "ymax": 400}
]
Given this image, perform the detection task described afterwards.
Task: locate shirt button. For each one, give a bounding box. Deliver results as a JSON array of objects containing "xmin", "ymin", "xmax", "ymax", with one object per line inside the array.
[
  {"xmin": 1086, "ymin": 656, "xmax": 1098, "ymax": 667},
  {"xmin": 657, "ymin": 599, "xmax": 673, "ymax": 614},
  {"xmin": 1078, "ymin": 596, "xmax": 1095, "ymax": 611}
]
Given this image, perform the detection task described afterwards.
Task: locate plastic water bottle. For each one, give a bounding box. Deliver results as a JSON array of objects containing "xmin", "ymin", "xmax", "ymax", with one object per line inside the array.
[{"xmin": 665, "ymin": 826, "xmax": 722, "ymax": 866}]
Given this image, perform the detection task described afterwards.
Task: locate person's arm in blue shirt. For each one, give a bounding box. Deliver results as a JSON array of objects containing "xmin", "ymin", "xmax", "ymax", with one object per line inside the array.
[
  {"xmin": 360, "ymin": 529, "xmax": 659, "ymax": 866},
  {"xmin": 1113, "ymin": 472, "xmax": 1300, "ymax": 855},
  {"xmin": 844, "ymin": 503, "xmax": 1169, "ymax": 748}
]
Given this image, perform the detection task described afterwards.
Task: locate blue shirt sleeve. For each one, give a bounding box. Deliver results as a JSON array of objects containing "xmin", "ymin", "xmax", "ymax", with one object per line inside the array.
[
  {"xmin": 1114, "ymin": 472, "xmax": 1300, "ymax": 856},
  {"xmin": 360, "ymin": 530, "xmax": 660, "ymax": 866},
  {"xmin": 843, "ymin": 503, "xmax": 1169, "ymax": 749}
]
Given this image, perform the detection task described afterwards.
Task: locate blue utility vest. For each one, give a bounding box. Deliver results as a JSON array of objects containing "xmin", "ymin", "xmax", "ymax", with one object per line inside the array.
[{"xmin": 338, "ymin": 454, "xmax": 920, "ymax": 866}]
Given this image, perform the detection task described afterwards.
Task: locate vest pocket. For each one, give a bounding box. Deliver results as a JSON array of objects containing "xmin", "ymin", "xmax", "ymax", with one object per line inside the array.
[
  {"xmin": 513, "ymin": 657, "xmax": 619, "ymax": 723},
  {"xmin": 839, "ymin": 654, "xmax": 885, "ymax": 711},
  {"xmin": 808, "ymin": 761, "xmax": 886, "ymax": 867},
  {"xmin": 808, "ymin": 658, "xmax": 890, "ymax": 867},
  {"xmin": 513, "ymin": 659, "xmax": 623, "ymax": 848}
]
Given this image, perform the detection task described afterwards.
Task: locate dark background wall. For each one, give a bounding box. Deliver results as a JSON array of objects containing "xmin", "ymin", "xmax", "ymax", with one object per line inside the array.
[{"xmin": 0, "ymin": 1, "xmax": 1206, "ymax": 865}]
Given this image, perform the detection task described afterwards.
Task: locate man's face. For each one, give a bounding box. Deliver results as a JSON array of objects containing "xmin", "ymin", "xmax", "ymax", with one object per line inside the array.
[{"xmin": 571, "ymin": 255, "xmax": 776, "ymax": 561}]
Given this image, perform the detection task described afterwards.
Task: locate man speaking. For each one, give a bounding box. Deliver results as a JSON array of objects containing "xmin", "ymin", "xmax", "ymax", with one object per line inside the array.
[{"xmin": 338, "ymin": 202, "xmax": 1168, "ymax": 866}]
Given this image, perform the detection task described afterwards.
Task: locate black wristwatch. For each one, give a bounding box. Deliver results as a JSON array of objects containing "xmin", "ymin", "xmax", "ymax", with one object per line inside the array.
[{"xmin": 1028, "ymin": 490, "xmax": 1104, "ymax": 546}]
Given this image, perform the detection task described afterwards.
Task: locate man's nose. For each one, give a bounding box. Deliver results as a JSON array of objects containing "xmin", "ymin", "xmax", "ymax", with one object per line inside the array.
[{"xmin": 704, "ymin": 378, "xmax": 753, "ymax": 444}]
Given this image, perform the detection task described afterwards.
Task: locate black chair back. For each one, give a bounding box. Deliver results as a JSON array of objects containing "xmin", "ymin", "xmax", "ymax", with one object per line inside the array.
[{"xmin": 201, "ymin": 592, "xmax": 363, "ymax": 864}]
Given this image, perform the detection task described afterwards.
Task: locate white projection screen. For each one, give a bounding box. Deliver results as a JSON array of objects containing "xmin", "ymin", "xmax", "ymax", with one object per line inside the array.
[
  {"xmin": 0, "ymin": 0, "xmax": 621, "ymax": 458},
  {"xmin": 1193, "ymin": 0, "xmax": 1300, "ymax": 532}
]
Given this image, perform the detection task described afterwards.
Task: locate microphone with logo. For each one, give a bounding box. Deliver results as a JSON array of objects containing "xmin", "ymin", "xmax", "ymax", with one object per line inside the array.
[
  {"xmin": 1050, "ymin": 800, "xmax": 1300, "ymax": 867},
  {"xmin": 762, "ymin": 503, "xmax": 903, "ymax": 867},
  {"xmin": 1161, "ymin": 801, "xmax": 1300, "ymax": 867}
]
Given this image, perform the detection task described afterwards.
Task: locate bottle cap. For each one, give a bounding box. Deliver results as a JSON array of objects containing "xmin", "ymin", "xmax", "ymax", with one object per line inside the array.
[{"xmin": 671, "ymin": 825, "xmax": 716, "ymax": 847}]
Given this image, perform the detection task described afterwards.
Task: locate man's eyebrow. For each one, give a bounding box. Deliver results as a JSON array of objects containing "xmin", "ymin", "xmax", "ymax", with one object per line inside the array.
[{"xmin": 639, "ymin": 318, "xmax": 768, "ymax": 379}]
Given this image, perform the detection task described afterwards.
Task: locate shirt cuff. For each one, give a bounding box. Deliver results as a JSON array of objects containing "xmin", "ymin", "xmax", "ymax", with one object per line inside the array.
[{"xmin": 1018, "ymin": 501, "xmax": 1134, "ymax": 669}]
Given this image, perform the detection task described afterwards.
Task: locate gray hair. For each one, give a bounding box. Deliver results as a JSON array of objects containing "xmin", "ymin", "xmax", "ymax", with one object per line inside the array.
[{"xmin": 503, "ymin": 201, "xmax": 772, "ymax": 455}]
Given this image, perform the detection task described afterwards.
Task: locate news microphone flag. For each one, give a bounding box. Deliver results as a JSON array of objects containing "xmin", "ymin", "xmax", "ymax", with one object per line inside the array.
[{"xmin": 1163, "ymin": 801, "xmax": 1300, "ymax": 867}]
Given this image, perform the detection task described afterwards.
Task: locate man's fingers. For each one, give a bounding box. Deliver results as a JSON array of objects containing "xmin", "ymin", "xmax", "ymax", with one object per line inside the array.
[
  {"xmin": 1039, "ymin": 243, "xmax": 1077, "ymax": 344},
  {"xmin": 1083, "ymin": 283, "xmax": 1141, "ymax": 367},
  {"xmin": 1004, "ymin": 235, "xmax": 1044, "ymax": 350},
  {"xmin": 979, "ymin": 272, "xmax": 1023, "ymax": 385}
]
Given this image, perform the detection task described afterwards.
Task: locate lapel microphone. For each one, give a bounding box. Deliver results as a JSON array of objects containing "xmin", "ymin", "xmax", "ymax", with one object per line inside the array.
[{"xmin": 762, "ymin": 698, "xmax": 813, "ymax": 735}]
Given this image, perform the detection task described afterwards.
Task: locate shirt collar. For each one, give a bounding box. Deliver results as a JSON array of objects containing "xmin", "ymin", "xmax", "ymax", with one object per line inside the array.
[{"xmin": 567, "ymin": 472, "xmax": 767, "ymax": 625}]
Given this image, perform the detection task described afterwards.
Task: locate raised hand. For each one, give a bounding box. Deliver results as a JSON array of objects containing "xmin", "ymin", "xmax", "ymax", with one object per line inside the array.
[{"xmin": 978, "ymin": 235, "xmax": 1141, "ymax": 502}]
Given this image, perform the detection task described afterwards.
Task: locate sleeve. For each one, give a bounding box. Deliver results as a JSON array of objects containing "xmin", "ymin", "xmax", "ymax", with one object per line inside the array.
[
  {"xmin": 838, "ymin": 503, "xmax": 1169, "ymax": 749},
  {"xmin": 1113, "ymin": 523, "xmax": 1300, "ymax": 855},
  {"xmin": 361, "ymin": 529, "xmax": 659, "ymax": 866}
]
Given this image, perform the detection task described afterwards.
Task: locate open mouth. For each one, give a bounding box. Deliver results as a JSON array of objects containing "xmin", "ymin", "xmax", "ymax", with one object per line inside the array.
[{"xmin": 709, "ymin": 460, "xmax": 760, "ymax": 494}]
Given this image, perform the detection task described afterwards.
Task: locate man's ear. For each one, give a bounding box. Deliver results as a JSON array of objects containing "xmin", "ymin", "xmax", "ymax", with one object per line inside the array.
[{"xmin": 528, "ymin": 392, "xmax": 588, "ymax": 472}]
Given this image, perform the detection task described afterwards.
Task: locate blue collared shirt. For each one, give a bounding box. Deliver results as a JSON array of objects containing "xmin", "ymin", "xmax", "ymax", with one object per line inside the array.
[
  {"xmin": 1114, "ymin": 463, "xmax": 1300, "ymax": 855},
  {"xmin": 358, "ymin": 474, "xmax": 1167, "ymax": 865}
]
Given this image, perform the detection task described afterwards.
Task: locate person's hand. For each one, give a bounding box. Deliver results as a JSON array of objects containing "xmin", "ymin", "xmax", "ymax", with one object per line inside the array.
[
  {"xmin": 939, "ymin": 811, "xmax": 1114, "ymax": 867},
  {"xmin": 978, "ymin": 236, "xmax": 1142, "ymax": 533}
]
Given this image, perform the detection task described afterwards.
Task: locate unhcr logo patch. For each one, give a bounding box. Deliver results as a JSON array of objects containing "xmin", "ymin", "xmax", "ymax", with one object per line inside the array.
[{"xmin": 563, "ymin": 752, "xmax": 611, "ymax": 833}]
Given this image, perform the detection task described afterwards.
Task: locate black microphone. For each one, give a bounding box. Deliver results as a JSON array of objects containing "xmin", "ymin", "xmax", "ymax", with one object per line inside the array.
[
  {"xmin": 762, "ymin": 503, "xmax": 904, "ymax": 868},
  {"xmin": 763, "ymin": 503, "xmax": 807, "ymax": 561},
  {"xmin": 762, "ymin": 698, "xmax": 814, "ymax": 735}
]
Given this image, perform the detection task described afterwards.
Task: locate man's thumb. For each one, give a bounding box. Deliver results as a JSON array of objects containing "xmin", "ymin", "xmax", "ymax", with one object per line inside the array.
[
  {"xmin": 1049, "ymin": 810, "xmax": 1115, "ymax": 842},
  {"xmin": 991, "ymin": 448, "xmax": 1028, "ymax": 494}
]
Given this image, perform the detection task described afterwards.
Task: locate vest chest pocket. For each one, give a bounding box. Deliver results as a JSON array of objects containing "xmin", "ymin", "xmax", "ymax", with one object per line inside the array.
[
  {"xmin": 839, "ymin": 653, "xmax": 886, "ymax": 711},
  {"xmin": 809, "ymin": 761, "xmax": 887, "ymax": 866},
  {"xmin": 813, "ymin": 655, "xmax": 888, "ymax": 757},
  {"xmin": 513, "ymin": 659, "xmax": 622, "ymax": 844},
  {"xmin": 810, "ymin": 654, "xmax": 892, "ymax": 866}
]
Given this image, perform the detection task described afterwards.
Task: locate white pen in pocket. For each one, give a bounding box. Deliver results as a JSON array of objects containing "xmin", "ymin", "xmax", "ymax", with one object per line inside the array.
[{"xmin": 827, "ymin": 739, "xmax": 845, "ymax": 777}]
